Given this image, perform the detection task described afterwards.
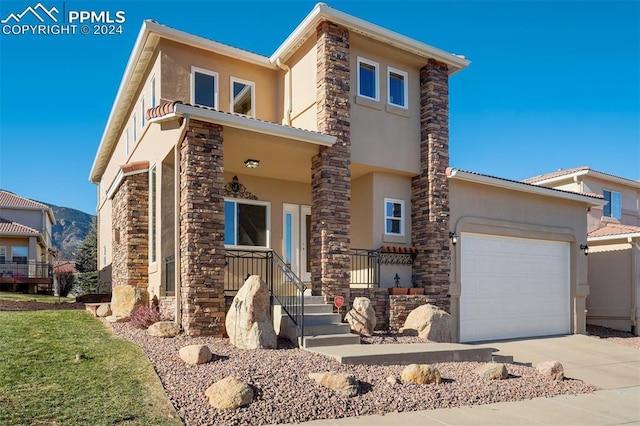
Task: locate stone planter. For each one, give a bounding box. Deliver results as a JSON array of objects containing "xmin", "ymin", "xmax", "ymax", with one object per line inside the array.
[
  {"xmin": 408, "ymin": 288, "xmax": 425, "ymax": 295},
  {"xmin": 388, "ymin": 287, "xmax": 409, "ymax": 295}
]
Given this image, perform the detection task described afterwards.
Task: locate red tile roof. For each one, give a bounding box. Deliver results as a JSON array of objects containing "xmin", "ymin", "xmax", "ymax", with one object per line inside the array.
[
  {"xmin": 523, "ymin": 167, "xmax": 590, "ymax": 183},
  {"xmin": 379, "ymin": 246, "xmax": 418, "ymax": 254},
  {"xmin": 53, "ymin": 261, "xmax": 78, "ymax": 274},
  {"xmin": 0, "ymin": 216, "xmax": 39, "ymax": 235},
  {"xmin": 0, "ymin": 190, "xmax": 49, "ymax": 209},
  {"xmin": 588, "ymin": 223, "xmax": 640, "ymax": 238},
  {"xmin": 121, "ymin": 161, "xmax": 149, "ymax": 174}
]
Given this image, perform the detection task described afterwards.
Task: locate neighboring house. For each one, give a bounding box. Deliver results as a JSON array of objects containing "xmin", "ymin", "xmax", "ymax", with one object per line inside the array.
[
  {"xmin": 90, "ymin": 3, "xmax": 601, "ymax": 342},
  {"xmin": 0, "ymin": 190, "xmax": 56, "ymax": 294},
  {"xmin": 53, "ymin": 261, "xmax": 79, "ymax": 296},
  {"xmin": 525, "ymin": 167, "xmax": 640, "ymax": 336}
]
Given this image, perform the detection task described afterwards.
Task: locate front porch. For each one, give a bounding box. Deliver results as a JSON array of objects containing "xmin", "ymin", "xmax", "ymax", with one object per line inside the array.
[{"xmin": 0, "ymin": 261, "xmax": 53, "ymax": 294}]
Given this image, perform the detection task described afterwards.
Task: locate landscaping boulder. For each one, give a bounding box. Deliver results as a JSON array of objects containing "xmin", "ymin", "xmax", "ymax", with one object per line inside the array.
[
  {"xmin": 110, "ymin": 285, "xmax": 147, "ymax": 318},
  {"xmin": 344, "ymin": 297, "xmax": 376, "ymax": 336},
  {"xmin": 96, "ymin": 303, "xmax": 111, "ymax": 318},
  {"xmin": 225, "ymin": 275, "xmax": 277, "ymax": 349},
  {"xmin": 308, "ymin": 372, "xmax": 358, "ymax": 397},
  {"xmin": 401, "ymin": 364, "xmax": 441, "ymax": 385},
  {"xmin": 401, "ymin": 304, "xmax": 452, "ymax": 342},
  {"xmin": 536, "ymin": 361, "xmax": 564, "ymax": 381},
  {"xmin": 179, "ymin": 345, "xmax": 212, "ymax": 365},
  {"xmin": 105, "ymin": 315, "xmax": 128, "ymax": 323},
  {"xmin": 386, "ymin": 375, "xmax": 400, "ymax": 385},
  {"xmin": 205, "ymin": 377, "xmax": 253, "ymax": 409},
  {"xmin": 147, "ymin": 321, "xmax": 180, "ymax": 338},
  {"xmin": 475, "ymin": 363, "xmax": 508, "ymax": 380}
]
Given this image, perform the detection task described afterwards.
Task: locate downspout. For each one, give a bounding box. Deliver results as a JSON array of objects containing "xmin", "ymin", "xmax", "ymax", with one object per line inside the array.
[
  {"xmin": 174, "ymin": 114, "xmax": 190, "ymax": 328},
  {"xmin": 630, "ymin": 238, "xmax": 639, "ymax": 335},
  {"xmin": 276, "ymin": 58, "xmax": 292, "ymax": 126}
]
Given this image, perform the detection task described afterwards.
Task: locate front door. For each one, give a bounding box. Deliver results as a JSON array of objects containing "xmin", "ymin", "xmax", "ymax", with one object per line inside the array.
[{"xmin": 283, "ymin": 204, "xmax": 311, "ymax": 282}]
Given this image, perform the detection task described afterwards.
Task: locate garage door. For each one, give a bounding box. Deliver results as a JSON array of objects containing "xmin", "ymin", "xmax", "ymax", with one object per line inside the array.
[{"xmin": 460, "ymin": 233, "xmax": 570, "ymax": 342}]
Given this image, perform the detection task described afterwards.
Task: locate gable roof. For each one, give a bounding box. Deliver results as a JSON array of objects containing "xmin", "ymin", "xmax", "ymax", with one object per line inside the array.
[
  {"xmin": 0, "ymin": 190, "xmax": 55, "ymax": 223},
  {"xmin": 446, "ymin": 167, "xmax": 606, "ymax": 206},
  {"xmin": 0, "ymin": 216, "xmax": 40, "ymax": 236},
  {"xmin": 89, "ymin": 3, "xmax": 470, "ymax": 183},
  {"xmin": 588, "ymin": 222, "xmax": 640, "ymax": 241},
  {"xmin": 524, "ymin": 167, "xmax": 640, "ymax": 189}
]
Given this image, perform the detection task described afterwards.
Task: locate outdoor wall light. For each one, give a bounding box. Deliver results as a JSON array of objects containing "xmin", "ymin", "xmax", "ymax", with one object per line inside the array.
[
  {"xmin": 244, "ymin": 159, "xmax": 260, "ymax": 168},
  {"xmin": 449, "ymin": 232, "xmax": 458, "ymax": 245},
  {"xmin": 580, "ymin": 244, "xmax": 589, "ymax": 256}
]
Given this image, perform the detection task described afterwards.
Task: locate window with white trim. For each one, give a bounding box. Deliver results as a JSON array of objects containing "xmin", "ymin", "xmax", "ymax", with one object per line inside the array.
[
  {"xmin": 149, "ymin": 164, "xmax": 157, "ymax": 263},
  {"xmin": 12, "ymin": 246, "xmax": 28, "ymax": 264},
  {"xmin": 387, "ymin": 67, "xmax": 408, "ymax": 108},
  {"xmin": 102, "ymin": 245, "xmax": 107, "ymax": 267},
  {"xmin": 133, "ymin": 113, "xmax": 137, "ymax": 143},
  {"xmin": 357, "ymin": 57, "xmax": 379, "ymax": 101},
  {"xmin": 140, "ymin": 95, "xmax": 145, "ymax": 128},
  {"xmin": 151, "ymin": 76, "xmax": 156, "ymax": 107},
  {"xmin": 0, "ymin": 246, "xmax": 6, "ymax": 263},
  {"xmin": 191, "ymin": 66, "xmax": 218, "ymax": 108},
  {"xmin": 603, "ymin": 190, "xmax": 621, "ymax": 219},
  {"xmin": 384, "ymin": 198, "xmax": 404, "ymax": 236},
  {"xmin": 224, "ymin": 199, "xmax": 270, "ymax": 248},
  {"xmin": 230, "ymin": 77, "xmax": 255, "ymax": 117}
]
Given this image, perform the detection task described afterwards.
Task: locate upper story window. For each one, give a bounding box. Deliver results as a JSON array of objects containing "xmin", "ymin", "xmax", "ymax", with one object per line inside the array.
[
  {"xmin": 191, "ymin": 66, "xmax": 218, "ymax": 108},
  {"xmin": 133, "ymin": 113, "xmax": 137, "ymax": 143},
  {"xmin": 224, "ymin": 199, "xmax": 270, "ymax": 248},
  {"xmin": 603, "ymin": 190, "xmax": 621, "ymax": 219},
  {"xmin": 150, "ymin": 76, "xmax": 156, "ymax": 108},
  {"xmin": 230, "ymin": 77, "xmax": 255, "ymax": 117},
  {"xmin": 140, "ymin": 96, "xmax": 145, "ymax": 128},
  {"xmin": 357, "ymin": 57, "xmax": 379, "ymax": 101},
  {"xmin": 384, "ymin": 198, "xmax": 405, "ymax": 236},
  {"xmin": 387, "ymin": 67, "xmax": 408, "ymax": 108}
]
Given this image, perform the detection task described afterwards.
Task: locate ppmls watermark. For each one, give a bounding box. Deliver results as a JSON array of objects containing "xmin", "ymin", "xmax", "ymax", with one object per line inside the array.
[{"xmin": 1, "ymin": 2, "xmax": 126, "ymax": 36}]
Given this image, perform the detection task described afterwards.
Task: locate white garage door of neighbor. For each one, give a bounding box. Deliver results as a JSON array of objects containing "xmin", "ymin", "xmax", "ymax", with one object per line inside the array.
[{"xmin": 460, "ymin": 233, "xmax": 570, "ymax": 342}]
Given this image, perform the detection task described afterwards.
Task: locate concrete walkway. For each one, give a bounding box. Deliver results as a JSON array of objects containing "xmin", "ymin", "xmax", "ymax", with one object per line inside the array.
[{"xmin": 288, "ymin": 335, "xmax": 640, "ymax": 425}]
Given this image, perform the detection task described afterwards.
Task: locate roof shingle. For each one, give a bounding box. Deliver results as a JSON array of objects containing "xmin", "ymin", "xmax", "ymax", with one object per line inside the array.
[
  {"xmin": 589, "ymin": 223, "xmax": 640, "ymax": 239},
  {"xmin": 0, "ymin": 216, "xmax": 39, "ymax": 235},
  {"xmin": 0, "ymin": 190, "xmax": 49, "ymax": 209}
]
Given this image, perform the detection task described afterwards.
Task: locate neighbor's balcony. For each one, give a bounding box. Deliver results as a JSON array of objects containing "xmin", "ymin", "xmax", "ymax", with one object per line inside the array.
[{"xmin": 0, "ymin": 261, "xmax": 52, "ymax": 280}]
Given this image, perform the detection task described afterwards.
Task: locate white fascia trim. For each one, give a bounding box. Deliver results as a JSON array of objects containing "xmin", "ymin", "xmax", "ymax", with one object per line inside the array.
[
  {"xmin": 106, "ymin": 167, "xmax": 150, "ymax": 201},
  {"xmin": 588, "ymin": 233, "xmax": 640, "ymax": 242},
  {"xmin": 150, "ymin": 104, "xmax": 336, "ymax": 147},
  {"xmin": 533, "ymin": 169, "xmax": 640, "ymax": 189},
  {"xmin": 447, "ymin": 168, "xmax": 607, "ymax": 206},
  {"xmin": 270, "ymin": 3, "xmax": 470, "ymax": 74}
]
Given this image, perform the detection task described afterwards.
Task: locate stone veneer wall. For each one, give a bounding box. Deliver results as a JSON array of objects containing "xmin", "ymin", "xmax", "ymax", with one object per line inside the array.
[
  {"xmin": 179, "ymin": 120, "xmax": 226, "ymax": 336},
  {"xmin": 158, "ymin": 296, "xmax": 175, "ymax": 321},
  {"xmin": 388, "ymin": 295, "xmax": 434, "ymax": 332},
  {"xmin": 111, "ymin": 172, "xmax": 149, "ymax": 291},
  {"xmin": 311, "ymin": 21, "xmax": 351, "ymax": 304},
  {"xmin": 411, "ymin": 59, "xmax": 451, "ymax": 311}
]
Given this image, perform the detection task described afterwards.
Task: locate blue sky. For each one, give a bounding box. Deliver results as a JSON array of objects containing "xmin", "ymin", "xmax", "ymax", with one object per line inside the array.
[{"xmin": 0, "ymin": 1, "xmax": 638, "ymax": 215}]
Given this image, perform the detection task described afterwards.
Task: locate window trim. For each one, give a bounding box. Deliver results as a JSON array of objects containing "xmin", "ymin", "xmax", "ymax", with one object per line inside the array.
[
  {"xmin": 357, "ymin": 56, "xmax": 380, "ymax": 101},
  {"xmin": 387, "ymin": 66, "xmax": 408, "ymax": 109},
  {"xmin": 102, "ymin": 245, "xmax": 107, "ymax": 267},
  {"xmin": 603, "ymin": 189, "xmax": 622, "ymax": 220},
  {"xmin": 149, "ymin": 163, "xmax": 157, "ymax": 264},
  {"xmin": 140, "ymin": 95, "xmax": 145, "ymax": 128},
  {"xmin": 384, "ymin": 198, "xmax": 405, "ymax": 237},
  {"xmin": 11, "ymin": 246, "xmax": 28, "ymax": 263},
  {"xmin": 191, "ymin": 66, "xmax": 219, "ymax": 109},
  {"xmin": 132, "ymin": 113, "xmax": 137, "ymax": 143},
  {"xmin": 150, "ymin": 75, "xmax": 156, "ymax": 108},
  {"xmin": 224, "ymin": 198, "xmax": 271, "ymax": 249},
  {"xmin": 230, "ymin": 76, "xmax": 256, "ymax": 118}
]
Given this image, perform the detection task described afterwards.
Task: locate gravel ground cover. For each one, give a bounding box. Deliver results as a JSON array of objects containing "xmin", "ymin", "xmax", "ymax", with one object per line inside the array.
[
  {"xmin": 112, "ymin": 323, "xmax": 597, "ymax": 426},
  {"xmin": 587, "ymin": 324, "xmax": 640, "ymax": 349}
]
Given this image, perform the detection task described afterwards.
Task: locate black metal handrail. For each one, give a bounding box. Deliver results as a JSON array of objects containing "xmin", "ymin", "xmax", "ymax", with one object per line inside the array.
[
  {"xmin": 349, "ymin": 248, "xmax": 380, "ymax": 288},
  {"xmin": 0, "ymin": 261, "xmax": 51, "ymax": 278}
]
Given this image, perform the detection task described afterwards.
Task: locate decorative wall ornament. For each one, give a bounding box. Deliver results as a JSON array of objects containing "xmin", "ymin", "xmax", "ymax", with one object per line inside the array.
[{"xmin": 225, "ymin": 176, "xmax": 257, "ymax": 200}]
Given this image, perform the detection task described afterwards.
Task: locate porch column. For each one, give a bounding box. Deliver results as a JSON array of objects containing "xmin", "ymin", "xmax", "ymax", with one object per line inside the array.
[
  {"xmin": 312, "ymin": 21, "xmax": 351, "ymax": 303},
  {"xmin": 411, "ymin": 59, "xmax": 451, "ymax": 311},
  {"xmin": 179, "ymin": 120, "xmax": 226, "ymax": 336},
  {"xmin": 111, "ymin": 169, "xmax": 149, "ymax": 308}
]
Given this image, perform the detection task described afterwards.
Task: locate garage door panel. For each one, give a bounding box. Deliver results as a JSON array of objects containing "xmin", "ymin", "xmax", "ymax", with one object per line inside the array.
[{"xmin": 460, "ymin": 233, "xmax": 570, "ymax": 342}]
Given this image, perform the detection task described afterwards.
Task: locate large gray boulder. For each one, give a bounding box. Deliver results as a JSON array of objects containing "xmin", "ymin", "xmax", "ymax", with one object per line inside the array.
[
  {"xmin": 225, "ymin": 275, "xmax": 277, "ymax": 349},
  {"xmin": 345, "ymin": 297, "xmax": 376, "ymax": 336},
  {"xmin": 401, "ymin": 304, "xmax": 452, "ymax": 342},
  {"xmin": 205, "ymin": 377, "xmax": 253, "ymax": 409},
  {"xmin": 308, "ymin": 372, "xmax": 358, "ymax": 397}
]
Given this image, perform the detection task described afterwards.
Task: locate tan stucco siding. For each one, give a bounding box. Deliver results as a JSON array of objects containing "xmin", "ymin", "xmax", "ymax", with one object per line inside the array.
[
  {"xmin": 287, "ymin": 37, "xmax": 317, "ymax": 131},
  {"xmin": 159, "ymin": 40, "xmax": 279, "ymax": 123},
  {"xmin": 0, "ymin": 209, "xmax": 45, "ymax": 233},
  {"xmin": 349, "ymin": 34, "xmax": 421, "ymax": 175},
  {"xmin": 373, "ymin": 172, "xmax": 412, "ymax": 247},
  {"xmin": 581, "ymin": 177, "xmax": 640, "ymax": 227},
  {"xmin": 351, "ymin": 174, "xmax": 374, "ymax": 249}
]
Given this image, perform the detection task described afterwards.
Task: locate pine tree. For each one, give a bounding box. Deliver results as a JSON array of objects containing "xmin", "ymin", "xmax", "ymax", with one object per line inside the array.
[{"xmin": 75, "ymin": 217, "xmax": 98, "ymax": 294}]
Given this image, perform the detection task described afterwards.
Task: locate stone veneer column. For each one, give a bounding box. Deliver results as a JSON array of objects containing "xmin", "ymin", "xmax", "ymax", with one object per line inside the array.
[
  {"xmin": 411, "ymin": 59, "xmax": 451, "ymax": 311},
  {"xmin": 111, "ymin": 172, "xmax": 149, "ymax": 291},
  {"xmin": 311, "ymin": 21, "xmax": 351, "ymax": 304},
  {"xmin": 179, "ymin": 120, "xmax": 226, "ymax": 336}
]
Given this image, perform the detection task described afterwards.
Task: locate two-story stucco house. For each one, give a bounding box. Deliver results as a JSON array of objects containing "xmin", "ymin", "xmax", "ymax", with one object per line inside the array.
[
  {"xmin": 526, "ymin": 167, "xmax": 640, "ymax": 336},
  {"xmin": 0, "ymin": 190, "xmax": 56, "ymax": 293},
  {"xmin": 90, "ymin": 3, "xmax": 603, "ymax": 343}
]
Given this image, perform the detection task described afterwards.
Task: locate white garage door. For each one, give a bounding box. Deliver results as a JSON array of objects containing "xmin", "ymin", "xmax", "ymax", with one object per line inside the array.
[{"xmin": 460, "ymin": 233, "xmax": 570, "ymax": 342}]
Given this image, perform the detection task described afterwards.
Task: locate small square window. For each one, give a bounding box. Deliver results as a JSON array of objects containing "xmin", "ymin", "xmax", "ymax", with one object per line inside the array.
[
  {"xmin": 192, "ymin": 66, "xmax": 218, "ymax": 108},
  {"xmin": 357, "ymin": 57, "xmax": 379, "ymax": 101},
  {"xmin": 384, "ymin": 198, "xmax": 404, "ymax": 236},
  {"xmin": 388, "ymin": 67, "xmax": 408, "ymax": 108},
  {"xmin": 603, "ymin": 190, "xmax": 621, "ymax": 219},
  {"xmin": 230, "ymin": 77, "xmax": 255, "ymax": 117}
]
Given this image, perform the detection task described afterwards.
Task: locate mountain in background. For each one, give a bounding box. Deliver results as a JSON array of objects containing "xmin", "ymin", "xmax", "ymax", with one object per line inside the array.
[{"xmin": 44, "ymin": 203, "xmax": 94, "ymax": 261}]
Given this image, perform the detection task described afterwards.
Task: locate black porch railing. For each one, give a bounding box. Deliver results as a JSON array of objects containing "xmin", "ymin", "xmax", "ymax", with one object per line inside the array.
[
  {"xmin": 0, "ymin": 261, "xmax": 51, "ymax": 279},
  {"xmin": 349, "ymin": 248, "xmax": 380, "ymax": 288}
]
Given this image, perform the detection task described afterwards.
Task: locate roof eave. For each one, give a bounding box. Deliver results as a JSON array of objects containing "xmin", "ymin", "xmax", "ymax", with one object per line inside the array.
[
  {"xmin": 270, "ymin": 3, "xmax": 470, "ymax": 74},
  {"xmin": 588, "ymin": 233, "xmax": 640, "ymax": 242}
]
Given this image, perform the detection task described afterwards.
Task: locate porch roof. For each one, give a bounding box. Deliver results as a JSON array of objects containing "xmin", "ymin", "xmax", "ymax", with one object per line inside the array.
[
  {"xmin": 588, "ymin": 223, "xmax": 640, "ymax": 242},
  {"xmin": 0, "ymin": 216, "xmax": 40, "ymax": 237}
]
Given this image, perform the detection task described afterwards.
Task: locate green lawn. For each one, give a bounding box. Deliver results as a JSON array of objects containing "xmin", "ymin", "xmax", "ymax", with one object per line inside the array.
[
  {"xmin": 0, "ymin": 310, "xmax": 182, "ymax": 425},
  {"xmin": 0, "ymin": 291, "xmax": 75, "ymax": 303}
]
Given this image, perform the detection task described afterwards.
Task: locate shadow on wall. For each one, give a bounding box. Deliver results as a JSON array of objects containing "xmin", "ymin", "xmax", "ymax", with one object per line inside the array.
[{"xmin": 98, "ymin": 264, "xmax": 112, "ymax": 293}]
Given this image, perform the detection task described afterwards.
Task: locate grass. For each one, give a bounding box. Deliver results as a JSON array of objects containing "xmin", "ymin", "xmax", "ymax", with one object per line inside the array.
[
  {"xmin": 0, "ymin": 310, "xmax": 182, "ymax": 425},
  {"xmin": 0, "ymin": 291, "xmax": 75, "ymax": 303}
]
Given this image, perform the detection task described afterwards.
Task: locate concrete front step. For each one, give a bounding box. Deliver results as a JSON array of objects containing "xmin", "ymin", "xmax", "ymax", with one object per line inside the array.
[
  {"xmin": 303, "ymin": 333, "xmax": 361, "ymax": 348},
  {"xmin": 300, "ymin": 323, "xmax": 351, "ymax": 336}
]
